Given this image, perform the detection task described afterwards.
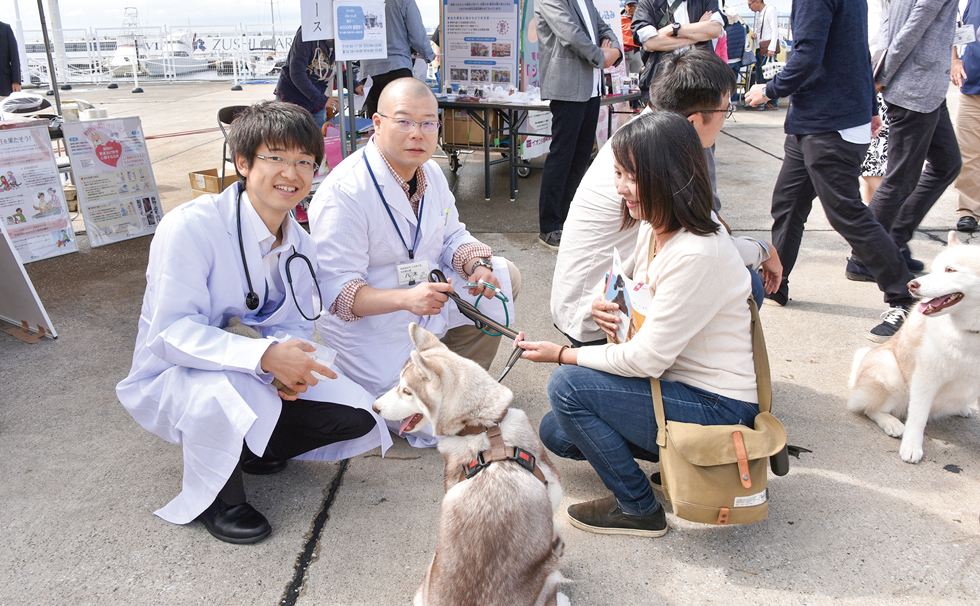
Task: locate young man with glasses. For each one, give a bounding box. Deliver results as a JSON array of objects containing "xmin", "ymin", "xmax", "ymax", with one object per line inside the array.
[
  {"xmin": 308, "ymin": 77, "xmax": 521, "ymax": 447},
  {"xmin": 553, "ymin": 49, "xmax": 781, "ymax": 347},
  {"xmin": 116, "ymin": 101, "xmax": 383, "ymax": 545}
]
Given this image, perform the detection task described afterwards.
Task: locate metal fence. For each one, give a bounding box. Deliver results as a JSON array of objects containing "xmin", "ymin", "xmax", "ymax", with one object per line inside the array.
[{"xmin": 22, "ymin": 24, "xmax": 298, "ymax": 87}]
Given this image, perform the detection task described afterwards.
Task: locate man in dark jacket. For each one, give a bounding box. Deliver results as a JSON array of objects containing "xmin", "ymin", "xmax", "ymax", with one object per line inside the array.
[
  {"xmin": 275, "ymin": 28, "xmax": 361, "ymax": 128},
  {"xmin": 631, "ymin": 0, "xmax": 723, "ymax": 99},
  {"xmin": 745, "ymin": 0, "xmax": 915, "ymax": 342},
  {"xmin": 1, "ymin": 21, "xmax": 22, "ymax": 97}
]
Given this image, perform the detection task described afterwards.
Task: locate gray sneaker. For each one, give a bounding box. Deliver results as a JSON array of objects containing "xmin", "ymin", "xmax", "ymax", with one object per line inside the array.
[
  {"xmin": 566, "ymin": 495, "xmax": 668, "ymax": 537},
  {"xmin": 539, "ymin": 230, "xmax": 562, "ymax": 250}
]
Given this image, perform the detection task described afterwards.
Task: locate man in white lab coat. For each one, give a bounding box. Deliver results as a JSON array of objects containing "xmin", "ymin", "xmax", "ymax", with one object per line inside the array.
[
  {"xmin": 116, "ymin": 102, "xmax": 387, "ymax": 544},
  {"xmin": 309, "ymin": 78, "xmax": 520, "ymax": 446}
]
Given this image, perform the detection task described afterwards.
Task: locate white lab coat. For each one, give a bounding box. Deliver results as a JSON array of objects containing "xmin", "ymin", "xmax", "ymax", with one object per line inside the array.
[
  {"xmin": 309, "ymin": 141, "xmax": 514, "ymax": 435},
  {"xmin": 115, "ymin": 183, "xmax": 391, "ymax": 525}
]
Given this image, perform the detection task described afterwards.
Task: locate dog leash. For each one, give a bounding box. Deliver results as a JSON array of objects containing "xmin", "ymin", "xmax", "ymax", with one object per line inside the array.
[{"xmin": 428, "ymin": 269, "xmax": 524, "ymax": 382}]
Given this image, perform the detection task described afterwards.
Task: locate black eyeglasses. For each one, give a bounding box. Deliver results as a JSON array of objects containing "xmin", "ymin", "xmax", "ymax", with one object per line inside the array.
[{"xmin": 700, "ymin": 104, "xmax": 736, "ymax": 119}]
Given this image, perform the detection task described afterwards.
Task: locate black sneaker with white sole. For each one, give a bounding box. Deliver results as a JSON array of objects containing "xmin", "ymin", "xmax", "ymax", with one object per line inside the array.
[
  {"xmin": 868, "ymin": 305, "xmax": 909, "ymax": 343},
  {"xmin": 566, "ymin": 495, "xmax": 668, "ymax": 537}
]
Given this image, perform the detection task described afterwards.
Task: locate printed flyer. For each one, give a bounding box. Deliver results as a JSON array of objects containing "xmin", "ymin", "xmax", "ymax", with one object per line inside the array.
[
  {"xmin": 444, "ymin": 0, "xmax": 520, "ymax": 92},
  {"xmin": 62, "ymin": 117, "xmax": 163, "ymax": 248},
  {"xmin": 334, "ymin": 0, "xmax": 387, "ymax": 61},
  {"xmin": 0, "ymin": 125, "xmax": 78, "ymax": 263}
]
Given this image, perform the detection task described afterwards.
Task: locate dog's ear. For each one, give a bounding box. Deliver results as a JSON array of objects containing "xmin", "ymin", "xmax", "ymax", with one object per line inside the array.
[
  {"xmin": 410, "ymin": 349, "xmax": 437, "ymax": 382},
  {"xmin": 408, "ymin": 322, "xmax": 446, "ymax": 352},
  {"xmin": 948, "ymin": 231, "xmax": 962, "ymax": 247}
]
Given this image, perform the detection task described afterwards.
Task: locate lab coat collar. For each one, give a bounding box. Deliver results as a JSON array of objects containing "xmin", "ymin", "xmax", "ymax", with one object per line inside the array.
[{"xmin": 365, "ymin": 139, "xmax": 420, "ymax": 227}]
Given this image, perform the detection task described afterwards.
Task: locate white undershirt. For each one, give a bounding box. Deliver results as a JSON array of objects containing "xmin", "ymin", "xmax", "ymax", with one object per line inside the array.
[
  {"xmin": 242, "ymin": 191, "xmax": 288, "ymax": 312},
  {"xmin": 574, "ymin": 0, "xmax": 601, "ymax": 97}
]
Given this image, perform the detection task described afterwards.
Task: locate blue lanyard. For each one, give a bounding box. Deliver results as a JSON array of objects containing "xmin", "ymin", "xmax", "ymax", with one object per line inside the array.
[{"xmin": 365, "ymin": 156, "xmax": 424, "ymax": 260}]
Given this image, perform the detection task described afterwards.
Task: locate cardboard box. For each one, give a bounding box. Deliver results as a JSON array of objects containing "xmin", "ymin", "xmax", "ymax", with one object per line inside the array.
[
  {"xmin": 443, "ymin": 109, "xmax": 471, "ymax": 146},
  {"xmin": 467, "ymin": 109, "xmax": 502, "ymax": 146},
  {"xmin": 188, "ymin": 168, "xmax": 237, "ymax": 195}
]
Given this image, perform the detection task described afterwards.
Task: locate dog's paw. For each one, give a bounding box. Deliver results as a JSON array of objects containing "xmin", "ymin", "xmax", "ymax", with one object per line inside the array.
[
  {"xmin": 899, "ymin": 441, "xmax": 924, "ymax": 464},
  {"xmin": 954, "ymin": 406, "xmax": 974, "ymax": 418},
  {"xmin": 876, "ymin": 416, "xmax": 905, "ymax": 438}
]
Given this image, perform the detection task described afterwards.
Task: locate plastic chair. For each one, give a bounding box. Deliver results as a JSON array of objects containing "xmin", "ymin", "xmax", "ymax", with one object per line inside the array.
[{"xmin": 216, "ymin": 105, "xmax": 248, "ymax": 183}]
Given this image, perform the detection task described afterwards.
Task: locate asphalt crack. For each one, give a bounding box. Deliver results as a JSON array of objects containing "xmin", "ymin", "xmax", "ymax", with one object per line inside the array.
[{"xmin": 279, "ymin": 459, "xmax": 349, "ymax": 606}]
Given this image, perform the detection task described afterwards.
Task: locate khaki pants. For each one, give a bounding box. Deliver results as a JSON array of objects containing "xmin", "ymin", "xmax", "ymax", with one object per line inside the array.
[
  {"xmin": 955, "ymin": 92, "xmax": 980, "ymax": 220},
  {"xmin": 441, "ymin": 259, "xmax": 521, "ymax": 370}
]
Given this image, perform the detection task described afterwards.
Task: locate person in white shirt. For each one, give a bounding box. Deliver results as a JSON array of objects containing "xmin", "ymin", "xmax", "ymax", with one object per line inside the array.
[
  {"xmin": 748, "ymin": 0, "xmax": 779, "ymax": 109},
  {"xmin": 308, "ymin": 77, "xmax": 520, "ymax": 447},
  {"xmin": 116, "ymin": 102, "xmax": 385, "ymax": 545},
  {"xmin": 518, "ymin": 111, "xmax": 759, "ymax": 538}
]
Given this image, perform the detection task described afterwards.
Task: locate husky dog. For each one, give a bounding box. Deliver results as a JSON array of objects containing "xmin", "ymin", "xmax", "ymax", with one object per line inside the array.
[
  {"xmin": 374, "ymin": 323, "xmax": 566, "ymax": 606},
  {"xmin": 848, "ymin": 232, "xmax": 980, "ymax": 463}
]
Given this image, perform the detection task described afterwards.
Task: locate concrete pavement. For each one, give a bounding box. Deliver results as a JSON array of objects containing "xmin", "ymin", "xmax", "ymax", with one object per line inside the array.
[{"xmin": 1, "ymin": 82, "xmax": 978, "ymax": 605}]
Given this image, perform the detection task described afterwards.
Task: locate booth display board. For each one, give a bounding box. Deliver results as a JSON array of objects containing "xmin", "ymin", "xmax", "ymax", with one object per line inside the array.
[
  {"xmin": 594, "ymin": 0, "xmax": 631, "ymax": 147},
  {"xmin": 518, "ymin": 0, "xmax": 550, "ymax": 159},
  {"xmin": 0, "ymin": 125, "xmax": 78, "ymax": 263},
  {"xmin": 0, "ymin": 225, "xmax": 57, "ymax": 339},
  {"xmin": 62, "ymin": 118, "xmax": 163, "ymax": 248},
  {"xmin": 443, "ymin": 0, "xmax": 520, "ymax": 91},
  {"xmin": 334, "ymin": 0, "xmax": 388, "ymax": 60}
]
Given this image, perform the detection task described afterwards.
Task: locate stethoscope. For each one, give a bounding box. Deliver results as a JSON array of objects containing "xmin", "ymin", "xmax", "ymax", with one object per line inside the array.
[{"xmin": 236, "ymin": 187, "xmax": 323, "ymax": 321}]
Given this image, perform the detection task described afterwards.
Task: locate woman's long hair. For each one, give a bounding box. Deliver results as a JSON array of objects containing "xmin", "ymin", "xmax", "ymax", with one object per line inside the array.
[{"xmin": 611, "ymin": 111, "xmax": 718, "ymax": 236}]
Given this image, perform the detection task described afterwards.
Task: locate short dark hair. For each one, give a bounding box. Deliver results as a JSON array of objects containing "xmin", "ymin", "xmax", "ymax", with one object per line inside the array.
[
  {"xmin": 649, "ymin": 48, "xmax": 736, "ymax": 116},
  {"xmin": 611, "ymin": 111, "xmax": 719, "ymax": 236},
  {"xmin": 227, "ymin": 101, "xmax": 324, "ymax": 180}
]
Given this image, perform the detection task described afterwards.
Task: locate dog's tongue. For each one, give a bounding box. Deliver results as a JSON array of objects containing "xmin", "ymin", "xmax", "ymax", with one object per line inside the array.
[
  {"xmin": 918, "ymin": 294, "xmax": 954, "ymax": 315},
  {"xmin": 399, "ymin": 414, "xmax": 424, "ymax": 435}
]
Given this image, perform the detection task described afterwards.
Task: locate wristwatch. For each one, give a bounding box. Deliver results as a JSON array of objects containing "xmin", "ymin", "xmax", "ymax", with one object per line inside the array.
[
  {"xmin": 471, "ymin": 258, "xmax": 493, "ymax": 274},
  {"xmin": 672, "ymin": 23, "xmax": 681, "ymax": 37}
]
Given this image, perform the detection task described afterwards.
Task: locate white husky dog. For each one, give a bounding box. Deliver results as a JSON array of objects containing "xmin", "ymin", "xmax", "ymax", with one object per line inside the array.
[
  {"xmin": 374, "ymin": 323, "xmax": 566, "ymax": 606},
  {"xmin": 848, "ymin": 232, "xmax": 980, "ymax": 463}
]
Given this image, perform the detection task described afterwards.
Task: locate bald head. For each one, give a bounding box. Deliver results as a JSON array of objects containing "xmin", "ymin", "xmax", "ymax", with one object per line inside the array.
[{"xmin": 377, "ymin": 77, "xmax": 438, "ymax": 115}]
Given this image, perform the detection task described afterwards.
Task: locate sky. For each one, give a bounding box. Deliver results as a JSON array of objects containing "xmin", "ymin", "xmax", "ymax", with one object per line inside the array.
[{"xmin": 7, "ymin": 0, "xmax": 793, "ymax": 35}]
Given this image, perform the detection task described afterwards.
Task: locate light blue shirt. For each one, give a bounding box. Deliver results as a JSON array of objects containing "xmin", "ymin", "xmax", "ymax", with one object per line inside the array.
[{"xmin": 360, "ymin": 0, "xmax": 436, "ymax": 79}]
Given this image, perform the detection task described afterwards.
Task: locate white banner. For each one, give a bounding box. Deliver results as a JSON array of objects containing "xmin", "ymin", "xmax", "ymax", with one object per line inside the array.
[{"xmin": 301, "ymin": 0, "xmax": 335, "ymax": 42}]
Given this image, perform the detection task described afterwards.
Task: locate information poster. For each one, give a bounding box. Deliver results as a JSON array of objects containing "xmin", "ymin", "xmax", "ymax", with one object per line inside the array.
[
  {"xmin": 594, "ymin": 0, "xmax": 630, "ymax": 147},
  {"xmin": 334, "ymin": 0, "xmax": 388, "ymax": 61},
  {"xmin": 63, "ymin": 118, "xmax": 163, "ymax": 248},
  {"xmin": 0, "ymin": 125, "xmax": 78, "ymax": 263},
  {"xmin": 444, "ymin": 0, "xmax": 520, "ymax": 91}
]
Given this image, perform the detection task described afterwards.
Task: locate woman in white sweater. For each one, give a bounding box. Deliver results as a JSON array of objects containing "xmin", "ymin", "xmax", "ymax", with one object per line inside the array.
[{"xmin": 517, "ymin": 111, "xmax": 759, "ymax": 537}]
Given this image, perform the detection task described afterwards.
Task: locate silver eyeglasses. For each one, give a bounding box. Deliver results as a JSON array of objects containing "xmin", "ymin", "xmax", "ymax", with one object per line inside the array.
[
  {"xmin": 377, "ymin": 113, "xmax": 440, "ymax": 134},
  {"xmin": 255, "ymin": 154, "xmax": 318, "ymax": 173}
]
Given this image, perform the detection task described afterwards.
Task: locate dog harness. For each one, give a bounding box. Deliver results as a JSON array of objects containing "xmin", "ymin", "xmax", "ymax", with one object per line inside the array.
[{"xmin": 457, "ymin": 425, "xmax": 548, "ymax": 486}]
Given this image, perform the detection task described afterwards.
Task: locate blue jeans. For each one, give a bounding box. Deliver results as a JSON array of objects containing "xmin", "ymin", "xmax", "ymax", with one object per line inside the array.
[
  {"xmin": 311, "ymin": 107, "xmax": 327, "ymax": 130},
  {"xmin": 749, "ymin": 267, "xmax": 765, "ymax": 307},
  {"xmin": 541, "ymin": 366, "xmax": 759, "ymax": 516}
]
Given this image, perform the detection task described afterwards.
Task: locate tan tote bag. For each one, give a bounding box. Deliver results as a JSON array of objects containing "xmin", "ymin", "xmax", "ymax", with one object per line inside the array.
[{"xmin": 651, "ymin": 299, "xmax": 787, "ymax": 525}]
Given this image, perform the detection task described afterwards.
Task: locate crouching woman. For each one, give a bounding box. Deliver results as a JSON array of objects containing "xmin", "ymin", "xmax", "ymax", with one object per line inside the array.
[{"xmin": 517, "ymin": 111, "xmax": 758, "ymax": 537}]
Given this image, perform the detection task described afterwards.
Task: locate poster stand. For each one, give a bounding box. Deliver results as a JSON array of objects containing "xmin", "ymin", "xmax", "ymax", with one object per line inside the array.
[{"xmin": 0, "ymin": 223, "xmax": 57, "ymax": 341}]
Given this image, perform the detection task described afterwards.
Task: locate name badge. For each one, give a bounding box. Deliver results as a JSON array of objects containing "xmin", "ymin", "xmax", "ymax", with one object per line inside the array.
[
  {"xmin": 954, "ymin": 24, "xmax": 976, "ymax": 47},
  {"xmin": 397, "ymin": 260, "xmax": 430, "ymax": 286}
]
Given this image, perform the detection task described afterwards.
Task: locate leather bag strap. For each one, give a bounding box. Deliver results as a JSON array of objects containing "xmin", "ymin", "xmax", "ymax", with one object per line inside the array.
[{"xmin": 731, "ymin": 431, "xmax": 752, "ymax": 489}]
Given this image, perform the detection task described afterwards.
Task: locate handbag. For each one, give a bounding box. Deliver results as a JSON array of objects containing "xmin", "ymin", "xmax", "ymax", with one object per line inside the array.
[{"xmin": 650, "ymin": 299, "xmax": 788, "ymax": 525}]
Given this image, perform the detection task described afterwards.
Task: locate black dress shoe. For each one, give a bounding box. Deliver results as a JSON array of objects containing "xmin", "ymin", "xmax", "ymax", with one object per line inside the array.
[
  {"xmin": 241, "ymin": 450, "xmax": 287, "ymax": 475},
  {"xmin": 957, "ymin": 215, "xmax": 979, "ymax": 233},
  {"xmin": 197, "ymin": 498, "xmax": 271, "ymax": 544}
]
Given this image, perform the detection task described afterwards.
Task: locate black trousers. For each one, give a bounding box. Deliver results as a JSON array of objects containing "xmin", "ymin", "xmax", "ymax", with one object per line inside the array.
[
  {"xmin": 865, "ymin": 100, "xmax": 961, "ymax": 250},
  {"xmin": 218, "ymin": 399, "xmax": 375, "ymax": 505},
  {"xmin": 363, "ymin": 68, "xmax": 414, "ymax": 117},
  {"xmin": 770, "ymin": 132, "xmax": 914, "ymax": 308},
  {"xmin": 538, "ymin": 96, "xmax": 601, "ymax": 234}
]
